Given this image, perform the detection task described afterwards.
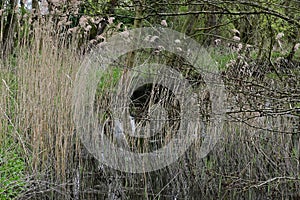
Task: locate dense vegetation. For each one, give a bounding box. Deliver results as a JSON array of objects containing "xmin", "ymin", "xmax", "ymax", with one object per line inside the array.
[{"xmin": 0, "ymin": 0, "xmax": 299, "ymax": 199}]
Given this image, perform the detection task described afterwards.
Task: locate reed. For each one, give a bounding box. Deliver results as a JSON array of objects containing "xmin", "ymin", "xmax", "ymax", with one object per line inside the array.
[{"xmin": 0, "ymin": 19, "xmax": 299, "ymax": 199}]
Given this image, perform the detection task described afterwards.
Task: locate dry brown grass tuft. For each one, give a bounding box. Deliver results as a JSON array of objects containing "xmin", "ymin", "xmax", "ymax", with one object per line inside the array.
[{"xmin": 1, "ymin": 21, "xmax": 83, "ymax": 198}]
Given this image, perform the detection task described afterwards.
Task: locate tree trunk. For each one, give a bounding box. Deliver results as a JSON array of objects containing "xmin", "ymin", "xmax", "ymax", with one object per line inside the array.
[
  {"xmin": 126, "ymin": 0, "xmax": 144, "ymax": 68},
  {"xmin": 181, "ymin": 5, "xmax": 199, "ymax": 36},
  {"xmin": 2, "ymin": 0, "xmax": 18, "ymax": 58},
  {"xmin": 32, "ymin": 0, "xmax": 41, "ymax": 15},
  {"xmin": 203, "ymin": 5, "xmax": 219, "ymax": 46}
]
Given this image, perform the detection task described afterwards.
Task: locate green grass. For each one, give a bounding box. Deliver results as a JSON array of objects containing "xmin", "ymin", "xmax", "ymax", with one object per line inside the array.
[
  {"xmin": 0, "ymin": 127, "xmax": 26, "ymax": 200},
  {"xmin": 96, "ymin": 66, "xmax": 123, "ymax": 94},
  {"xmin": 0, "ymin": 67, "xmax": 27, "ymax": 200},
  {"xmin": 208, "ymin": 48, "xmax": 237, "ymax": 71}
]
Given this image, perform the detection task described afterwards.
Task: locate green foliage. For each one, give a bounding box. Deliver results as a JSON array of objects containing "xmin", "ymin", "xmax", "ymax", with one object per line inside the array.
[
  {"xmin": 178, "ymin": 5, "xmax": 188, "ymax": 13},
  {"xmin": 0, "ymin": 141, "xmax": 26, "ymax": 200},
  {"xmin": 265, "ymin": 72, "xmax": 278, "ymax": 79},
  {"xmin": 0, "ymin": 67, "xmax": 26, "ymax": 199},
  {"xmin": 115, "ymin": 8, "xmax": 135, "ymax": 26},
  {"xmin": 96, "ymin": 66, "xmax": 123, "ymax": 94},
  {"xmin": 84, "ymin": 0, "xmax": 102, "ymax": 15},
  {"xmin": 209, "ymin": 48, "xmax": 237, "ymax": 71},
  {"xmin": 83, "ymin": 0, "xmax": 117, "ymax": 16}
]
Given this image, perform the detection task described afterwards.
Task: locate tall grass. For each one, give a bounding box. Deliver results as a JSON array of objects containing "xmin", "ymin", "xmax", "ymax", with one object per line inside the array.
[
  {"xmin": 1, "ymin": 21, "xmax": 82, "ymax": 198},
  {"xmin": 0, "ymin": 21, "xmax": 299, "ymax": 199}
]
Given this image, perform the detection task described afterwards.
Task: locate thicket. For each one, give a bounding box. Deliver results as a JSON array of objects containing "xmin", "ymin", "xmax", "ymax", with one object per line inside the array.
[{"xmin": 0, "ymin": 0, "xmax": 299, "ymax": 199}]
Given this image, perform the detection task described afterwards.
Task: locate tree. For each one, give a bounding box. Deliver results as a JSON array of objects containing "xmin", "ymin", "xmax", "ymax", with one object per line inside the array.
[{"xmin": 1, "ymin": 0, "xmax": 18, "ymax": 58}]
